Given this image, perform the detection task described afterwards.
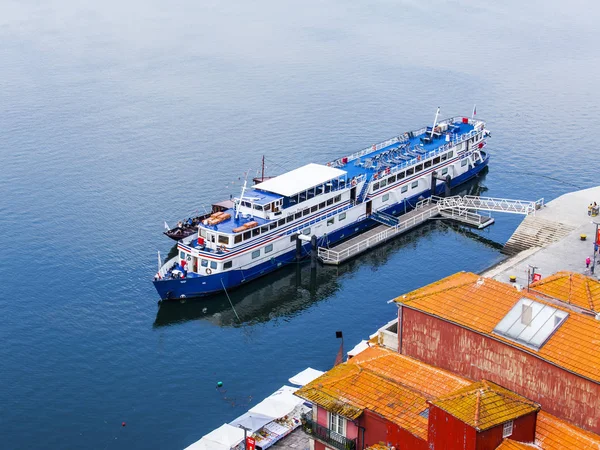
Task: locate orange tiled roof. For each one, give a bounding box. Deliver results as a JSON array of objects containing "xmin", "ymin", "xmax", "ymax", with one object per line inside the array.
[
  {"xmin": 395, "ymin": 272, "xmax": 600, "ymax": 383},
  {"xmin": 429, "ymin": 380, "xmax": 539, "ymax": 431},
  {"xmin": 496, "ymin": 440, "xmax": 539, "ymax": 450},
  {"xmin": 294, "ymin": 346, "xmax": 470, "ymax": 440},
  {"xmin": 536, "ymin": 411, "xmax": 600, "ymax": 449},
  {"xmin": 366, "ymin": 445, "xmax": 391, "ymax": 450},
  {"xmin": 531, "ymin": 271, "xmax": 600, "ymax": 312}
]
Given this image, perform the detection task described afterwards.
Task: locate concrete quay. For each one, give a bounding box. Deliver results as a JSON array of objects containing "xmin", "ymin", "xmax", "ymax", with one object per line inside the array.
[{"xmin": 483, "ymin": 185, "xmax": 600, "ymax": 285}]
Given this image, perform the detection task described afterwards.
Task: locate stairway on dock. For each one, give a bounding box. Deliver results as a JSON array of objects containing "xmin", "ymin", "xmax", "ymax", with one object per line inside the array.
[{"xmin": 502, "ymin": 215, "xmax": 576, "ymax": 256}]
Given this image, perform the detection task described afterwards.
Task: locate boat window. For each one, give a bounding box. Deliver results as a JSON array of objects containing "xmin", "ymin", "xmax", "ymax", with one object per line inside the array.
[
  {"xmin": 398, "ymin": 171, "xmax": 405, "ymax": 180},
  {"xmin": 210, "ymin": 261, "xmax": 217, "ymax": 269},
  {"xmin": 290, "ymin": 194, "xmax": 299, "ymax": 205},
  {"xmin": 382, "ymin": 194, "xmax": 390, "ymax": 202},
  {"xmin": 278, "ymin": 219, "xmax": 285, "ymax": 226},
  {"xmin": 287, "ymin": 215, "xmax": 294, "ymax": 223},
  {"xmin": 319, "ymin": 202, "xmax": 326, "ymax": 209},
  {"xmin": 303, "ymin": 228, "xmax": 311, "ymax": 235},
  {"xmin": 327, "ymin": 218, "xmax": 334, "ymax": 226},
  {"xmin": 307, "ymin": 188, "xmax": 315, "ymax": 199},
  {"xmin": 316, "ymin": 185, "xmax": 324, "ymax": 195},
  {"xmin": 295, "ymin": 212, "xmax": 302, "ymax": 219},
  {"xmin": 406, "ymin": 168, "xmax": 414, "ymax": 175},
  {"xmin": 252, "ymin": 250, "xmax": 260, "ymax": 259},
  {"xmin": 401, "ymin": 185, "xmax": 408, "ymax": 193},
  {"xmin": 180, "ymin": 251, "xmax": 185, "ymax": 259},
  {"xmin": 201, "ymin": 259, "xmax": 208, "ymax": 267},
  {"xmin": 441, "ymin": 168, "xmax": 448, "ymax": 175},
  {"xmin": 311, "ymin": 205, "xmax": 318, "ymax": 213},
  {"xmin": 299, "ymin": 191, "xmax": 307, "ymax": 202},
  {"xmin": 253, "ymin": 204, "xmax": 263, "ymax": 211},
  {"xmin": 380, "ymin": 179, "xmax": 387, "ymax": 188},
  {"xmin": 433, "ymin": 156, "xmax": 440, "ymax": 164},
  {"xmin": 461, "ymin": 158, "xmax": 469, "ymax": 167},
  {"xmin": 261, "ymin": 225, "xmax": 269, "ymax": 233},
  {"xmin": 269, "ymin": 222, "xmax": 277, "ymax": 230},
  {"xmin": 242, "ymin": 201, "xmax": 251, "ymax": 208},
  {"xmin": 388, "ymin": 175, "xmax": 396, "ymax": 183},
  {"xmin": 339, "ymin": 212, "xmax": 346, "ymax": 221},
  {"xmin": 411, "ymin": 181, "xmax": 419, "ymax": 189},
  {"xmin": 326, "ymin": 198, "xmax": 333, "ymax": 206},
  {"xmin": 224, "ymin": 261, "xmax": 233, "ymax": 269},
  {"xmin": 265, "ymin": 244, "xmax": 273, "ymax": 253},
  {"xmin": 243, "ymin": 231, "xmax": 252, "ymax": 240},
  {"xmin": 415, "ymin": 164, "xmax": 423, "ymax": 172},
  {"xmin": 199, "ymin": 229, "xmax": 207, "ymax": 238},
  {"xmin": 218, "ymin": 235, "xmax": 229, "ymax": 245},
  {"xmin": 424, "ymin": 160, "xmax": 432, "ymax": 168},
  {"xmin": 234, "ymin": 235, "xmax": 242, "ymax": 244},
  {"xmin": 373, "ymin": 182, "xmax": 380, "ymax": 191},
  {"xmin": 334, "ymin": 195, "xmax": 341, "ymax": 202},
  {"xmin": 441, "ymin": 153, "xmax": 447, "ymax": 161},
  {"xmin": 303, "ymin": 209, "xmax": 310, "ymax": 216},
  {"xmin": 252, "ymin": 228, "xmax": 260, "ymax": 237},
  {"xmin": 448, "ymin": 151, "xmax": 454, "ymax": 158},
  {"xmin": 264, "ymin": 204, "xmax": 271, "ymax": 211}
]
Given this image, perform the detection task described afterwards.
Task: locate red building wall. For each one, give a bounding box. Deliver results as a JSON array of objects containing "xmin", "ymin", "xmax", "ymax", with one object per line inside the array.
[
  {"xmin": 475, "ymin": 412, "xmax": 537, "ymax": 450},
  {"xmin": 428, "ymin": 405, "xmax": 477, "ymax": 450},
  {"xmin": 359, "ymin": 410, "xmax": 427, "ymax": 450},
  {"xmin": 399, "ymin": 308, "xmax": 600, "ymax": 434}
]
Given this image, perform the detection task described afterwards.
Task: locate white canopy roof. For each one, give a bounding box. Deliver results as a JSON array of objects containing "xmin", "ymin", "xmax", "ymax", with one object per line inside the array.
[
  {"xmin": 184, "ymin": 423, "xmax": 245, "ymax": 450},
  {"xmin": 288, "ymin": 367, "xmax": 324, "ymax": 387},
  {"xmin": 253, "ymin": 163, "xmax": 347, "ymax": 197},
  {"xmin": 347, "ymin": 340, "xmax": 370, "ymax": 357},
  {"xmin": 248, "ymin": 385, "xmax": 303, "ymax": 419},
  {"xmin": 229, "ymin": 411, "xmax": 273, "ymax": 433}
]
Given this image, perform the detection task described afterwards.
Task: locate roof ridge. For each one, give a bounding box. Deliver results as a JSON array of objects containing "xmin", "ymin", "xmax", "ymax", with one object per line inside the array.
[{"xmin": 396, "ymin": 273, "xmax": 481, "ymax": 303}]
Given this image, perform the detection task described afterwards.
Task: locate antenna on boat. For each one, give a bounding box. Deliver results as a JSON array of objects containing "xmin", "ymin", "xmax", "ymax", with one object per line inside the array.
[
  {"xmin": 430, "ymin": 107, "xmax": 440, "ymax": 139},
  {"xmin": 261, "ymin": 155, "xmax": 265, "ymax": 182},
  {"xmin": 235, "ymin": 172, "xmax": 249, "ymax": 220}
]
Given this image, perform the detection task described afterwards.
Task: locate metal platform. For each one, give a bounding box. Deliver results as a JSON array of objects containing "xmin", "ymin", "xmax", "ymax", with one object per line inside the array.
[{"xmin": 318, "ymin": 195, "xmax": 544, "ymax": 265}]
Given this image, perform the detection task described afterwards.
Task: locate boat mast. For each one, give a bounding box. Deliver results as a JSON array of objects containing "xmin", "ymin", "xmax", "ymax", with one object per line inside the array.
[
  {"xmin": 235, "ymin": 177, "xmax": 248, "ymax": 220},
  {"xmin": 430, "ymin": 107, "xmax": 440, "ymax": 139},
  {"xmin": 261, "ymin": 155, "xmax": 265, "ymax": 182}
]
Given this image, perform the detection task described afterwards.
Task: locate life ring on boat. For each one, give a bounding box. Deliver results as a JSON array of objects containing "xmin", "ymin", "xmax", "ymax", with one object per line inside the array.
[
  {"xmin": 373, "ymin": 173, "xmax": 379, "ymax": 180},
  {"xmin": 206, "ymin": 268, "xmax": 213, "ymax": 275},
  {"xmin": 186, "ymin": 256, "xmax": 192, "ymax": 262},
  {"xmin": 351, "ymin": 179, "xmax": 357, "ymax": 187}
]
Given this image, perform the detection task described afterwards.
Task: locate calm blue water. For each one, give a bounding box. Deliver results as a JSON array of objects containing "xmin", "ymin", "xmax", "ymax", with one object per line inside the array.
[{"xmin": 1, "ymin": 1, "xmax": 599, "ymax": 448}]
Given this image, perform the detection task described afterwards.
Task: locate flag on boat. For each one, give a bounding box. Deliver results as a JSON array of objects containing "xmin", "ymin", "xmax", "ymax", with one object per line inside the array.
[
  {"xmin": 164, "ymin": 221, "xmax": 170, "ymax": 231},
  {"xmin": 472, "ymin": 105, "xmax": 477, "ymax": 117}
]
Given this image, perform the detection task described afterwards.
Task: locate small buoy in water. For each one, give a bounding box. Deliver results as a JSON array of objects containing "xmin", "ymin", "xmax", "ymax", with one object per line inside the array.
[
  {"xmin": 217, "ymin": 381, "xmax": 223, "ymax": 388},
  {"xmin": 202, "ymin": 307, "xmax": 208, "ymax": 313},
  {"xmin": 122, "ymin": 422, "xmax": 126, "ymax": 427},
  {"xmin": 509, "ymin": 275, "xmax": 516, "ymax": 283}
]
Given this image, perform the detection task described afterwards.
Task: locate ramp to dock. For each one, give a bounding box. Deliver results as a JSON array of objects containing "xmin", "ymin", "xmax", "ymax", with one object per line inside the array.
[{"xmin": 318, "ymin": 195, "xmax": 544, "ymax": 265}]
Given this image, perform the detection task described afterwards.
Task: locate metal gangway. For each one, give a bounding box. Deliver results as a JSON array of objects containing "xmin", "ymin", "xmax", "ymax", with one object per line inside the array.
[
  {"xmin": 317, "ymin": 195, "xmax": 545, "ymax": 265},
  {"xmin": 434, "ymin": 195, "xmax": 545, "ymax": 215}
]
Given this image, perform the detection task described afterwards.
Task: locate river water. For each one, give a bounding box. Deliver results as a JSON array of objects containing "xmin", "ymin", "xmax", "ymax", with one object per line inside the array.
[{"xmin": 1, "ymin": 0, "xmax": 599, "ymax": 448}]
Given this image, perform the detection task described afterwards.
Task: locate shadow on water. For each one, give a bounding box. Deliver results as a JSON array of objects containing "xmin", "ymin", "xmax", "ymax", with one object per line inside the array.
[{"xmin": 154, "ymin": 173, "xmax": 501, "ymax": 328}]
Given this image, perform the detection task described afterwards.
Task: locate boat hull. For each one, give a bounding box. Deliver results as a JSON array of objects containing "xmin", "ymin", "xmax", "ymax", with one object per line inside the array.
[{"xmin": 154, "ymin": 154, "xmax": 489, "ymax": 300}]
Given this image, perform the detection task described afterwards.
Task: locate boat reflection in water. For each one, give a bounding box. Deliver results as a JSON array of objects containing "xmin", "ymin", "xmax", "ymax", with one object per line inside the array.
[{"xmin": 154, "ymin": 173, "xmax": 495, "ymax": 328}]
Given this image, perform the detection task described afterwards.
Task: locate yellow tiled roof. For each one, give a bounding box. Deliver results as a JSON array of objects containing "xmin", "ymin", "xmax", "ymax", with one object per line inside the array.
[
  {"xmin": 531, "ymin": 271, "xmax": 600, "ymax": 312},
  {"xmin": 496, "ymin": 440, "xmax": 539, "ymax": 450},
  {"xmin": 536, "ymin": 411, "xmax": 600, "ymax": 449},
  {"xmin": 294, "ymin": 346, "xmax": 470, "ymax": 440},
  {"xmin": 395, "ymin": 272, "xmax": 600, "ymax": 383},
  {"xmin": 429, "ymin": 380, "xmax": 539, "ymax": 431}
]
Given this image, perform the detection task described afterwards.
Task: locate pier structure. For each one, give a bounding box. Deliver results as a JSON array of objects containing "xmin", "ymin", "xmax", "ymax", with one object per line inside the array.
[
  {"xmin": 485, "ymin": 185, "xmax": 600, "ymax": 285},
  {"xmin": 318, "ymin": 195, "xmax": 544, "ymax": 265}
]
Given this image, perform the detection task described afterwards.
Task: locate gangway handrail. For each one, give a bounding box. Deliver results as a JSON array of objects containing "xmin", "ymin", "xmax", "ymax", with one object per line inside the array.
[{"xmin": 435, "ymin": 195, "xmax": 544, "ymax": 216}]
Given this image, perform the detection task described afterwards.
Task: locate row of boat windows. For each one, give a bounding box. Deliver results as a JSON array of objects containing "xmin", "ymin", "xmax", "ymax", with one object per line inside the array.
[
  {"xmin": 371, "ymin": 151, "xmax": 453, "ymax": 192},
  {"xmin": 287, "ymin": 212, "xmax": 348, "ymax": 241},
  {"xmin": 286, "ymin": 180, "xmax": 345, "ymax": 206},
  {"xmin": 179, "ymin": 252, "xmax": 234, "ymax": 271},
  {"xmin": 240, "ymin": 198, "xmax": 283, "ymax": 211},
  {"xmin": 232, "ymin": 195, "xmax": 343, "ymax": 244},
  {"xmin": 373, "ymin": 167, "xmax": 449, "ymax": 193}
]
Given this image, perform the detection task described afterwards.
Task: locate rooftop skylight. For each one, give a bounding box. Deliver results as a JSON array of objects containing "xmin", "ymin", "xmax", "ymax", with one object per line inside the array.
[{"xmin": 493, "ymin": 298, "xmax": 568, "ymax": 350}]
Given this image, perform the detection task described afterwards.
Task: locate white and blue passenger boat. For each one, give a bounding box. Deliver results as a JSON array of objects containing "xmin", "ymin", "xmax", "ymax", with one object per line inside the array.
[{"xmin": 154, "ymin": 112, "xmax": 490, "ymax": 300}]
